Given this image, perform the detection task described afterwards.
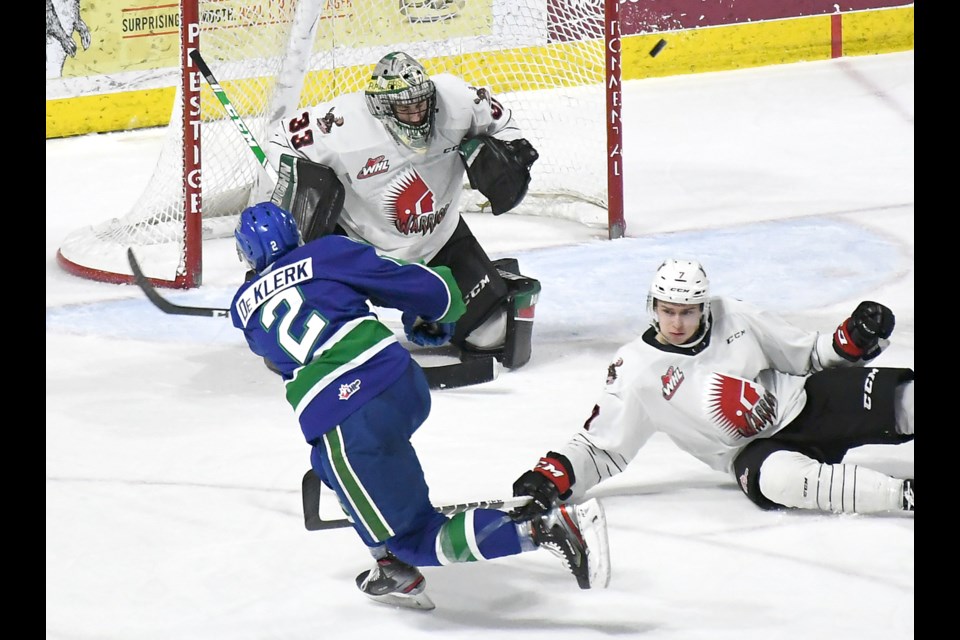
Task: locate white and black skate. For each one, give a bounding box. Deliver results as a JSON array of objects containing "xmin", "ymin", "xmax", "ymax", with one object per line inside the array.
[
  {"xmin": 356, "ymin": 554, "xmax": 436, "ymax": 610},
  {"xmin": 531, "ymin": 498, "xmax": 611, "ymax": 589}
]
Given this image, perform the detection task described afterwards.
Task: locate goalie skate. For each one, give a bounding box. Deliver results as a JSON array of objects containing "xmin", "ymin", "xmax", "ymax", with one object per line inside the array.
[{"xmin": 356, "ymin": 555, "xmax": 436, "ymax": 611}]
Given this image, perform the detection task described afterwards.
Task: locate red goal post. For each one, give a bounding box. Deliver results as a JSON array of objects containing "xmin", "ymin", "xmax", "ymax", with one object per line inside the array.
[{"xmin": 56, "ymin": 0, "xmax": 624, "ymax": 289}]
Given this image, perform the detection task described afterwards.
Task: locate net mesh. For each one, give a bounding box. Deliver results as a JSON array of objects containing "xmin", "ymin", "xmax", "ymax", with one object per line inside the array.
[{"xmin": 58, "ymin": 0, "xmax": 610, "ymax": 285}]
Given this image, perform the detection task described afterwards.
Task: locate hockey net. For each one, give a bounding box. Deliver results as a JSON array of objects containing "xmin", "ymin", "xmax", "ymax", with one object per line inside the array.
[{"xmin": 56, "ymin": 0, "xmax": 623, "ymax": 288}]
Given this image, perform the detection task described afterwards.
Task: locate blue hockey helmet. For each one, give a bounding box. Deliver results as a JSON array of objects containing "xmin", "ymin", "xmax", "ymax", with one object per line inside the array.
[{"xmin": 234, "ymin": 202, "xmax": 301, "ymax": 273}]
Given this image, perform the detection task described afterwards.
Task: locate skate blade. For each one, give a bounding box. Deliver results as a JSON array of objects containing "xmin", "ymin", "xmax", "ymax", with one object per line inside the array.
[
  {"xmin": 364, "ymin": 589, "xmax": 436, "ymax": 610},
  {"xmin": 575, "ymin": 498, "xmax": 611, "ymax": 589}
]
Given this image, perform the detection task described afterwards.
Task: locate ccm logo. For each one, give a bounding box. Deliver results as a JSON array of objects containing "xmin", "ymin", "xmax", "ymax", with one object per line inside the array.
[
  {"xmin": 726, "ymin": 329, "xmax": 746, "ymax": 344},
  {"xmin": 464, "ymin": 274, "xmax": 491, "ymax": 306},
  {"xmin": 863, "ymin": 368, "xmax": 878, "ymax": 409}
]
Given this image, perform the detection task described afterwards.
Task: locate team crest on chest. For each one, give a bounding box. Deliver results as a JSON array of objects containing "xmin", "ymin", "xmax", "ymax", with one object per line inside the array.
[
  {"xmin": 704, "ymin": 373, "xmax": 778, "ymax": 439},
  {"xmin": 383, "ymin": 167, "xmax": 447, "ymax": 235}
]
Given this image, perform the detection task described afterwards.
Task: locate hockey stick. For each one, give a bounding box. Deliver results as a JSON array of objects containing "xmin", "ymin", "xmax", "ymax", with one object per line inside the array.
[
  {"xmin": 127, "ymin": 249, "xmax": 500, "ymax": 389},
  {"xmin": 127, "ymin": 248, "xmax": 229, "ymax": 317},
  {"xmin": 301, "ymin": 469, "xmax": 531, "ymax": 531},
  {"xmin": 189, "ymin": 49, "xmax": 278, "ymax": 184}
]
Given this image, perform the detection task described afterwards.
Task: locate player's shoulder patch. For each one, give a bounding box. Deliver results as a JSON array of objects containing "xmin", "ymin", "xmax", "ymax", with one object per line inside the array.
[{"xmin": 605, "ymin": 357, "xmax": 624, "ymax": 385}]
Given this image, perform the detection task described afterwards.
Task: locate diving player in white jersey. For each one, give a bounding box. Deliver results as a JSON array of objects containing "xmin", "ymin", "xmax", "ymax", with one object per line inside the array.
[
  {"xmin": 510, "ymin": 259, "xmax": 914, "ymax": 519},
  {"xmin": 265, "ymin": 51, "xmax": 541, "ymax": 369}
]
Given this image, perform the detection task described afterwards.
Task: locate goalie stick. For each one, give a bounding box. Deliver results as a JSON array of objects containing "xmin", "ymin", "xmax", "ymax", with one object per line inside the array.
[
  {"xmin": 126, "ymin": 249, "xmax": 500, "ymax": 389},
  {"xmin": 189, "ymin": 49, "xmax": 278, "ymax": 184},
  {"xmin": 301, "ymin": 469, "xmax": 532, "ymax": 531}
]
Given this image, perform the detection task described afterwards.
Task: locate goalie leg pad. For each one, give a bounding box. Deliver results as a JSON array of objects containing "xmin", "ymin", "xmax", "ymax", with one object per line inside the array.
[
  {"xmin": 457, "ymin": 259, "xmax": 540, "ymax": 369},
  {"xmin": 495, "ymin": 258, "xmax": 540, "ymax": 369},
  {"xmin": 428, "ymin": 218, "xmax": 510, "ymax": 346},
  {"xmin": 270, "ymin": 154, "xmax": 345, "ymax": 242},
  {"xmin": 428, "ymin": 220, "xmax": 540, "ymax": 368}
]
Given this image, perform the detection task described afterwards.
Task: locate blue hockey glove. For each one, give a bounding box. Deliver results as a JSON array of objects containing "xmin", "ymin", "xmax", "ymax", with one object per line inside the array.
[{"xmin": 402, "ymin": 311, "xmax": 455, "ymax": 347}]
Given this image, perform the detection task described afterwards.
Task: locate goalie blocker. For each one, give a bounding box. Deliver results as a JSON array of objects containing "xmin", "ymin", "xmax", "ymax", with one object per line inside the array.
[{"xmin": 270, "ymin": 154, "xmax": 345, "ymax": 242}]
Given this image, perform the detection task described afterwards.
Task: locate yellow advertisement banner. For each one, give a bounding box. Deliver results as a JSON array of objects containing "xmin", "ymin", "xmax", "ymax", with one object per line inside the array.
[
  {"xmin": 50, "ymin": 1, "xmax": 490, "ymax": 80},
  {"xmin": 317, "ymin": 1, "xmax": 489, "ymax": 47},
  {"xmin": 53, "ymin": 1, "xmax": 181, "ymax": 78}
]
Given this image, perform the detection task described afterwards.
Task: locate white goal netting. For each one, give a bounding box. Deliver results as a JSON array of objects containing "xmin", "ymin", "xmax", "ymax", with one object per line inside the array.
[{"xmin": 57, "ymin": 0, "xmax": 615, "ymax": 286}]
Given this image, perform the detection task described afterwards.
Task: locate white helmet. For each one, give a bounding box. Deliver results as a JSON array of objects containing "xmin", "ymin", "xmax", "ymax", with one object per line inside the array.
[
  {"xmin": 364, "ymin": 51, "xmax": 436, "ymax": 152},
  {"xmin": 646, "ymin": 259, "xmax": 711, "ymax": 346}
]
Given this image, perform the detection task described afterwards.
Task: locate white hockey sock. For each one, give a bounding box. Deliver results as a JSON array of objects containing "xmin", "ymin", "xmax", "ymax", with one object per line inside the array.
[
  {"xmin": 895, "ymin": 380, "xmax": 914, "ymax": 435},
  {"xmin": 759, "ymin": 450, "xmax": 904, "ymax": 514}
]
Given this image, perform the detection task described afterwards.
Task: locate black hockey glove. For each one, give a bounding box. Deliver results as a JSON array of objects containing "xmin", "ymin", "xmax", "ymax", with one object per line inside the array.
[
  {"xmin": 459, "ymin": 135, "xmax": 539, "ymax": 215},
  {"xmin": 832, "ymin": 300, "xmax": 895, "ymax": 362},
  {"xmin": 510, "ymin": 451, "xmax": 575, "ymax": 522}
]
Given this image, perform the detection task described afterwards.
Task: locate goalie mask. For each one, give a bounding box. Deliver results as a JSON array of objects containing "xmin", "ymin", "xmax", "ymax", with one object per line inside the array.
[
  {"xmin": 646, "ymin": 259, "xmax": 711, "ymax": 347},
  {"xmin": 365, "ymin": 51, "xmax": 437, "ymax": 152},
  {"xmin": 235, "ymin": 202, "xmax": 301, "ymax": 273}
]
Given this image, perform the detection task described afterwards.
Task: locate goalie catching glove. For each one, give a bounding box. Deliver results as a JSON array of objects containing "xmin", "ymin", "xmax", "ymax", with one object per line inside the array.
[
  {"xmin": 832, "ymin": 300, "xmax": 895, "ymax": 362},
  {"xmin": 510, "ymin": 452, "xmax": 575, "ymax": 522},
  {"xmin": 459, "ymin": 135, "xmax": 539, "ymax": 215}
]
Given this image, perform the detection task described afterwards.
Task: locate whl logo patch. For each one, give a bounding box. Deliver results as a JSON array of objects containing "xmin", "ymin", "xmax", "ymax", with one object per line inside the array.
[
  {"xmin": 357, "ymin": 155, "xmax": 389, "ymax": 179},
  {"xmin": 338, "ymin": 379, "xmax": 361, "ymax": 400},
  {"xmin": 660, "ymin": 365, "xmax": 684, "ymax": 399}
]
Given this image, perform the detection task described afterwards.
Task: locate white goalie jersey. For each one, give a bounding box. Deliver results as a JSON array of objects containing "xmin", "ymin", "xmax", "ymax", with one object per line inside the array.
[
  {"xmin": 558, "ymin": 297, "xmax": 859, "ymax": 500},
  {"xmin": 265, "ymin": 74, "xmax": 522, "ymax": 263}
]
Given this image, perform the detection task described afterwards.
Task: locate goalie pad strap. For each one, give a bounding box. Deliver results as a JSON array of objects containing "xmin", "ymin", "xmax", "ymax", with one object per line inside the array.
[
  {"xmin": 459, "ymin": 135, "xmax": 538, "ymax": 215},
  {"xmin": 271, "ymin": 154, "xmax": 345, "ymax": 242}
]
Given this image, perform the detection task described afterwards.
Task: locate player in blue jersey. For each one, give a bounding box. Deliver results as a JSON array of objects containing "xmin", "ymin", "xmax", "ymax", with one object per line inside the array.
[{"xmin": 229, "ymin": 202, "xmax": 611, "ymax": 609}]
